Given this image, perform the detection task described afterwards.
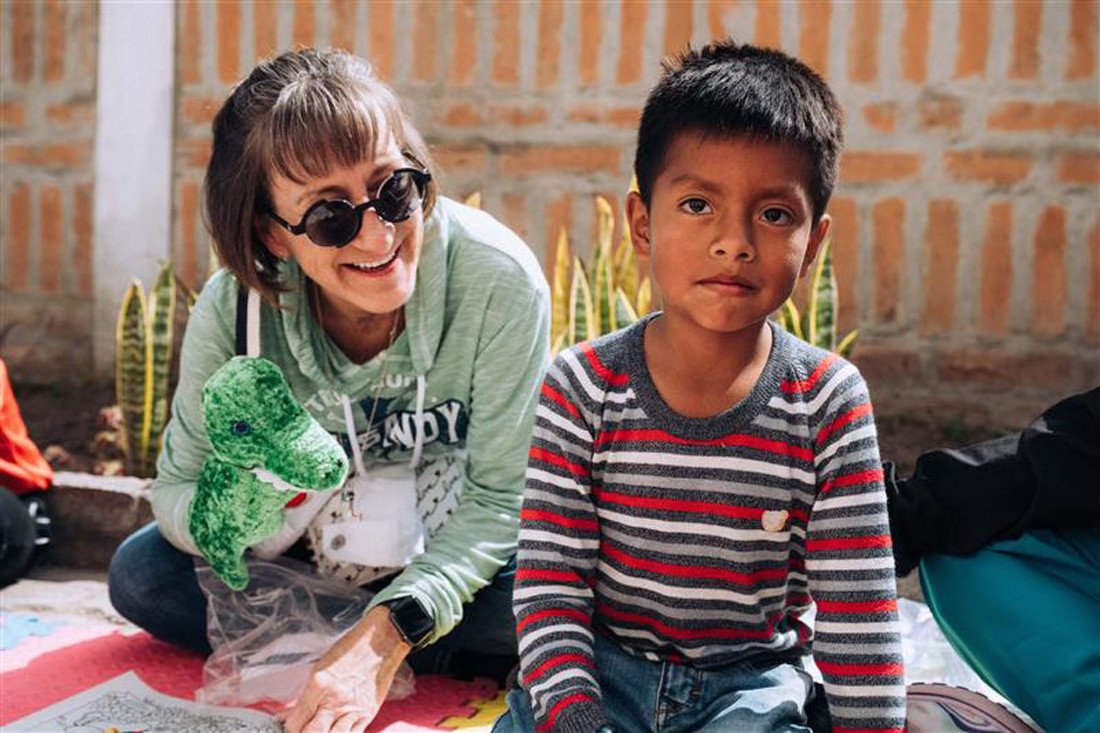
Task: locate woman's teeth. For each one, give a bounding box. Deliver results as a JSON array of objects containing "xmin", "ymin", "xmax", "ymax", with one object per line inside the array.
[{"xmin": 348, "ymin": 247, "xmax": 400, "ymax": 271}]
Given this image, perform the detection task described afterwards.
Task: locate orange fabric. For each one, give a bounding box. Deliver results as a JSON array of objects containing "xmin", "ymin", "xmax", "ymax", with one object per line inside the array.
[{"xmin": 0, "ymin": 359, "xmax": 53, "ymax": 495}]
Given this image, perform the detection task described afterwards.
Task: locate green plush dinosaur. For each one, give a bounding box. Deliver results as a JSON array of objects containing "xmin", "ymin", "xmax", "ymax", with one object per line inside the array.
[{"xmin": 189, "ymin": 356, "xmax": 349, "ymax": 589}]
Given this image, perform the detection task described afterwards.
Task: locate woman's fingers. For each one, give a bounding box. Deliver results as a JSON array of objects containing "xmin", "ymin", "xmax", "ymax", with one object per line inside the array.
[
  {"xmin": 329, "ymin": 711, "xmax": 371, "ymax": 733},
  {"xmin": 282, "ymin": 690, "xmax": 320, "ymax": 733},
  {"xmin": 304, "ymin": 708, "xmax": 337, "ymax": 732}
]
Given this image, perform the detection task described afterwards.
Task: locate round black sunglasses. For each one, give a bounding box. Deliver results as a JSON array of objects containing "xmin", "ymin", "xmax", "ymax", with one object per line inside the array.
[{"xmin": 266, "ymin": 167, "xmax": 431, "ymax": 248}]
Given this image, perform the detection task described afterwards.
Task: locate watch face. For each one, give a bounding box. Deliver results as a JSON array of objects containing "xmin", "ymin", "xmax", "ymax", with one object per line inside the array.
[{"xmin": 390, "ymin": 597, "xmax": 433, "ymax": 645}]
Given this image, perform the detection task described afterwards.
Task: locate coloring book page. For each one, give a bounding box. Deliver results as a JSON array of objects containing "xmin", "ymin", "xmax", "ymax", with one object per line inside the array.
[{"xmin": 6, "ymin": 671, "xmax": 280, "ymax": 732}]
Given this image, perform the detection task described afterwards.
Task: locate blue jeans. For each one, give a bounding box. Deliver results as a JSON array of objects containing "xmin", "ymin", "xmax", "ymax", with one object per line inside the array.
[
  {"xmin": 492, "ymin": 632, "xmax": 814, "ymax": 733},
  {"xmin": 108, "ymin": 523, "xmax": 518, "ymax": 678}
]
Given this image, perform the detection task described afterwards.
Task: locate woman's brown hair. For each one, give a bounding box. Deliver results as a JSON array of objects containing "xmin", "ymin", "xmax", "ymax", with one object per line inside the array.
[{"xmin": 205, "ymin": 48, "xmax": 438, "ymax": 302}]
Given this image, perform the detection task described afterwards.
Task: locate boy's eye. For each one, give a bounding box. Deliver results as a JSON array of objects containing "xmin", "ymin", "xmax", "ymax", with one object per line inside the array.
[
  {"xmin": 761, "ymin": 208, "xmax": 793, "ymax": 225},
  {"xmin": 679, "ymin": 198, "xmax": 712, "ymax": 215}
]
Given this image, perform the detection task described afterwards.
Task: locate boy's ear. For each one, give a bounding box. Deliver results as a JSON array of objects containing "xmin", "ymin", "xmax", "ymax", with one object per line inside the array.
[
  {"xmin": 625, "ymin": 191, "xmax": 651, "ymax": 257},
  {"xmin": 254, "ymin": 214, "xmax": 290, "ymax": 260},
  {"xmin": 799, "ymin": 214, "xmax": 831, "ymax": 278}
]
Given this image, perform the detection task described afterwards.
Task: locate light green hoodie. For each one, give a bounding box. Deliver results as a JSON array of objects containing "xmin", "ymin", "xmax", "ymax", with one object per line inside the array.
[{"xmin": 153, "ymin": 197, "xmax": 550, "ymax": 642}]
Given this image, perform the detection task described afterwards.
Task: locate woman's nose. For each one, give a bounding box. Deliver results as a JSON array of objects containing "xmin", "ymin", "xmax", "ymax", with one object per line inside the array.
[{"xmin": 349, "ymin": 207, "xmax": 395, "ymax": 253}]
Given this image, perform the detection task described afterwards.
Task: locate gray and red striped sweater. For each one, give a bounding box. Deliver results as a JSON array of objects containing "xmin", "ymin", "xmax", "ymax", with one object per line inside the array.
[{"xmin": 514, "ymin": 316, "xmax": 906, "ymax": 733}]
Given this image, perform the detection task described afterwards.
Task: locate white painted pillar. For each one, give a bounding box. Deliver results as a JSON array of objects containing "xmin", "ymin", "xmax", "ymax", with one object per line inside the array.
[{"xmin": 92, "ymin": 1, "xmax": 176, "ymax": 377}]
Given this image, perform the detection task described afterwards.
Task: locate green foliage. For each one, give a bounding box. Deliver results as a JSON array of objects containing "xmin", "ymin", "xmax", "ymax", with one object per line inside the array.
[
  {"xmin": 773, "ymin": 237, "xmax": 858, "ymax": 358},
  {"xmin": 115, "ymin": 262, "xmax": 193, "ymax": 477},
  {"xmin": 551, "ymin": 195, "xmax": 653, "ymax": 351}
]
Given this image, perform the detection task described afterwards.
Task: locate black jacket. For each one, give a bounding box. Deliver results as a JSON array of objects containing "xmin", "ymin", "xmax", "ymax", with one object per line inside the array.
[{"xmin": 885, "ymin": 387, "xmax": 1100, "ymax": 576}]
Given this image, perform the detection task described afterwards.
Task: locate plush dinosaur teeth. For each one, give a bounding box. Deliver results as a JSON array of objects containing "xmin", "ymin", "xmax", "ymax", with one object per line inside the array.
[{"xmin": 251, "ymin": 467, "xmax": 304, "ymax": 493}]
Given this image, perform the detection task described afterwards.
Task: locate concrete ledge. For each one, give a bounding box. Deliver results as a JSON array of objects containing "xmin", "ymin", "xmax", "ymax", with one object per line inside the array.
[{"xmin": 42, "ymin": 471, "xmax": 153, "ymax": 570}]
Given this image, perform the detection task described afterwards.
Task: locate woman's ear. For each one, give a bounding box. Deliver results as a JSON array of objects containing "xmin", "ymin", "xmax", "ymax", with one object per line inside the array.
[
  {"xmin": 626, "ymin": 191, "xmax": 651, "ymax": 258},
  {"xmin": 254, "ymin": 214, "xmax": 290, "ymax": 260},
  {"xmin": 799, "ymin": 213, "xmax": 831, "ymax": 278}
]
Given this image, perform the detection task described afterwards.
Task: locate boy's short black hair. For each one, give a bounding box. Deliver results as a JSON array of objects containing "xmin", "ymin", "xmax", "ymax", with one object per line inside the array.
[{"xmin": 634, "ymin": 40, "xmax": 843, "ymax": 222}]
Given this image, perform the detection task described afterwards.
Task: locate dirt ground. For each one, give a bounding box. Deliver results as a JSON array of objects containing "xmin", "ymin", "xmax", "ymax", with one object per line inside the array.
[{"xmin": 15, "ymin": 381, "xmax": 1008, "ymax": 478}]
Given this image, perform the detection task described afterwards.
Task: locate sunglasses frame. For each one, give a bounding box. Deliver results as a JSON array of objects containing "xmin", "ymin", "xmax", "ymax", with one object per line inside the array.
[{"xmin": 266, "ymin": 167, "xmax": 432, "ymax": 248}]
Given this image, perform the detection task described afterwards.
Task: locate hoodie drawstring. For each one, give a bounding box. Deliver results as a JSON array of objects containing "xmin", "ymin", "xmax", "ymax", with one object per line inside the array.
[{"xmin": 409, "ymin": 374, "xmax": 426, "ymax": 469}]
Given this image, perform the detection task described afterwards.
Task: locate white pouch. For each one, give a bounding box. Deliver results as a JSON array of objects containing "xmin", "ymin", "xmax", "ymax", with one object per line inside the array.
[{"xmin": 322, "ymin": 464, "xmax": 426, "ymax": 568}]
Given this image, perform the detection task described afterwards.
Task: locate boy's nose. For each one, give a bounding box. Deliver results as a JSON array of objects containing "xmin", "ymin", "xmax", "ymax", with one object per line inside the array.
[{"xmin": 709, "ymin": 231, "xmax": 755, "ymax": 262}]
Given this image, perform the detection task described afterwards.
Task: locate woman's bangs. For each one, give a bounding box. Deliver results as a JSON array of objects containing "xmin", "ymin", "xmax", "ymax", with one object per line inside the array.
[{"xmin": 263, "ymin": 83, "xmax": 398, "ymax": 185}]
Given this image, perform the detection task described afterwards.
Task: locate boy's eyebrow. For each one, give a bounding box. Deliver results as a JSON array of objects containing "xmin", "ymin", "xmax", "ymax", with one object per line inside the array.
[
  {"xmin": 752, "ymin": 184, "xmax": 806, "ymax": 202},
  {"xmin": 666, "ymin": 172, "xmax": 724, "ymax": 194},
  {"xmin": 666, "ymin": 174, "xmax": 807, "ymax": 204}
]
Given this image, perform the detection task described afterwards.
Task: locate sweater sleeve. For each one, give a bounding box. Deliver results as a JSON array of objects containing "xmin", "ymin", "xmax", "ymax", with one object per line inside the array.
[
  {"xmin": 805, "ymin": 359, "xmax": 907, "ymax": 733},
  {"xmin": 150, "ymin": 270, "xmax": 237, "ymax": 555},
  {"xmin": 368, "ymin": 277, "xmax": 551, "ymax": 644},
  {"xmin": 513, "ymin": 356, "xmax": 606, "ymax": 733}
]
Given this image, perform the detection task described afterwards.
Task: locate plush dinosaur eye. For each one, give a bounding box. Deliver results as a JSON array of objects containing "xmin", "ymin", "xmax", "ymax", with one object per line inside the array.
[{"xmin": 231, "ymin": 420, "xmax": 252, "ymax": 436}]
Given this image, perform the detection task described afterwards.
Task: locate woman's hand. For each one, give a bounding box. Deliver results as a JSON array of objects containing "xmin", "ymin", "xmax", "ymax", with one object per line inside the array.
[{"xmin": 281, "ymin": 605, "xmax": 412, "ymax": 733}]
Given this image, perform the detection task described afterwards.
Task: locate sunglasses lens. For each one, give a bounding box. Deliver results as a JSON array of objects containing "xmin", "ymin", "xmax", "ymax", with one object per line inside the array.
[
  {"xmin": 305, "ymin": 201, "xmax": 359, "ymax": 247},
  {"xmin": 375, "ymin": 170, "xmax": 423, "ymax": 223}
]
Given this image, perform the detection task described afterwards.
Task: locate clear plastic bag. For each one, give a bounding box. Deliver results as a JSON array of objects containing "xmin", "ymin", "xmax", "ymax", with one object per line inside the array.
[{"xmin": 195, "ymin": 556, "xmax": 415, "ymax": 712}]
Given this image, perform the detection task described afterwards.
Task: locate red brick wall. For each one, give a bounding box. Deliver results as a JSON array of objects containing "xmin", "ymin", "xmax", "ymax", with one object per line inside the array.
[
  {"xmin": 172, "ymin": 0, "xmax": 1098, "ymax": 425},
  {"xmin": 4, "ymin": 1, "xmax": 1098, "ymax": 426},
  {"xmin": 1, "ymin": 0, "xmax": 98, "ymax": 381}
]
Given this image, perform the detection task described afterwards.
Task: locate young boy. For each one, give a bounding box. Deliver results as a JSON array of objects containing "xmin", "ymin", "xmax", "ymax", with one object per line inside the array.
[{"xmin": 494, "ymin": 42, "xmax": 906, "ymax": 733}]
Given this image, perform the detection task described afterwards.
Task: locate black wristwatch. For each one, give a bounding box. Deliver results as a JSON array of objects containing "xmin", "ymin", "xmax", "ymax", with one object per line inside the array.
[{"xmin": 383, "ymin": 596, "xmax": 434, "ymax": 648}]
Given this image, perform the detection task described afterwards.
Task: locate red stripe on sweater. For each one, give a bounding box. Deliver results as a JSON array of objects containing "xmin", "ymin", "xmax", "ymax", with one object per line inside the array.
[
  {"xmin": 807, "ymin": 535, "xmax": 893, "ymax": 552},
  {"xmin": 819, "ymin": 468, "xmax": 884, "ymax": 495},
  {"xmin": 580, "ymin": 342, "xmax": 629, "ymax": 386},
  {"xmin": 781, "ymin": 353, "xmax": 839, "ymax": 393},
  {"xmin": 537, "ymin": 692, "xmax": 595, "ymax": 733},
  {"xmin": 595, "ymin": 428, "xmax": 813, "ymax": 461},
  {"xmin": 816, "ymin": 401, "xmax": 872, "ymax": 445},
  {"xmin": 521, "ymin": 508, "xmax": 599, "ymax": 532},
  {"xmin": 603, "ymin": 543, "xmax": 786, "ymax": 585},
  {"xmin": 516, "ymin": 607, "xmax": 591, "ymax": 633},
  {"xmin": 594, "ymin": 488, "xmax": 763, "ymax": 521},
  {"xmin": 529, "ymin": 446, "xmax": 590, "ymax": 477},
  {"xmin": 516, "ymin": 568, "xmax": 590, "ymax": 585},
  {"xmin": 816, "ymin": 661, "xmax": 905, "ymax": 676},
  {"xmin": 816, "ymin": 598, "xmax": 897, "ymax": 614},
  {"xmin": 542, "ymin": 382, "xmax": 581, "ymax": 418},
  {"xmin": 525, "ymin": 652, "xmax": 595, "ymax": 682},
  {"xmin": 598, "ymin": 602, "xmax": 775, "ymax": 640}
]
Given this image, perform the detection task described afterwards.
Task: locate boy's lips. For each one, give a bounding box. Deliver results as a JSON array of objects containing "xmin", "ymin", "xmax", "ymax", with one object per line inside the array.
[{"xmin": 699, "ymin": 274, "xmax": 757, "ymax": 292}]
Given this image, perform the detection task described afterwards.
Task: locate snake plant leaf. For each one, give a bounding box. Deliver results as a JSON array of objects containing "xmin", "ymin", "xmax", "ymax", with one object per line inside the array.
[
  {"xmin": 806, "ymin": 237, "xmax": 837, "ymax": 351},
  {"xmin": 569, "ymin": 256, "xmax": 596, "ymax": 344},
  {"xmin": 550, "ymin": 330, "xmax": 567, "ymax": 355},
  {"xmin": 146, "ymin": 262, "xmax": 176, "ymax": 474},
  {"xmin": 837, "ymin": 329, "xmax": 858, "ymax": 359},
  {"xmin": 550, "ymin": 227, "xmax": 571, "ymax": 348},
  {"xmin": 774, "ymin": 305, "xmax": 789, "ymax": 332},
  {"xmin": 464, "ymin": 191, "xmax": 482, "ymax": 209},
  {"xmin": 613, "ymin": 208, "xmax": 639, "ymax": 305},
  {"xmin": 614, "ymin": 287, "xmax": 638, "ymax": 327},
  {"xmin": 116, "ymin": 280, "xmax": 148, "ymax": 477},
  {"xmin": 592, "ymin": 197, "xmax": 616, "ymax": 333},
  {"xmin": 636, "ymin": 277, "xmax": 652, "ymax": 316},
  {"xmin": 781, "ymin": 298, "xmax": 803, "ymax": 341}
]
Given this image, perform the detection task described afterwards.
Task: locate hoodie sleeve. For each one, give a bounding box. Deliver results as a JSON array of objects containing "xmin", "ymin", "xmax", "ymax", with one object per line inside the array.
[
  {"xmin": 150, "ymin": 271, "xmax": 237, "ymax": 555},
  {"xmin": 369, "ymin": 267, "xmax": 550, "ymax": 642}
]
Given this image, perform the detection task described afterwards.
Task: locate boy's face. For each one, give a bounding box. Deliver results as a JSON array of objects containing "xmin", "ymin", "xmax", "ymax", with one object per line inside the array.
[{"xmin": 627, "ymin": 131, "xmax": 830, "ymax": 336}]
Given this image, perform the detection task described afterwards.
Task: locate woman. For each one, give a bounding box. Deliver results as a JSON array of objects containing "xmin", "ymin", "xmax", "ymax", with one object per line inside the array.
[{"xmin": 107, "ymin": 48, "xmax": 549, "ymax": 732}]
